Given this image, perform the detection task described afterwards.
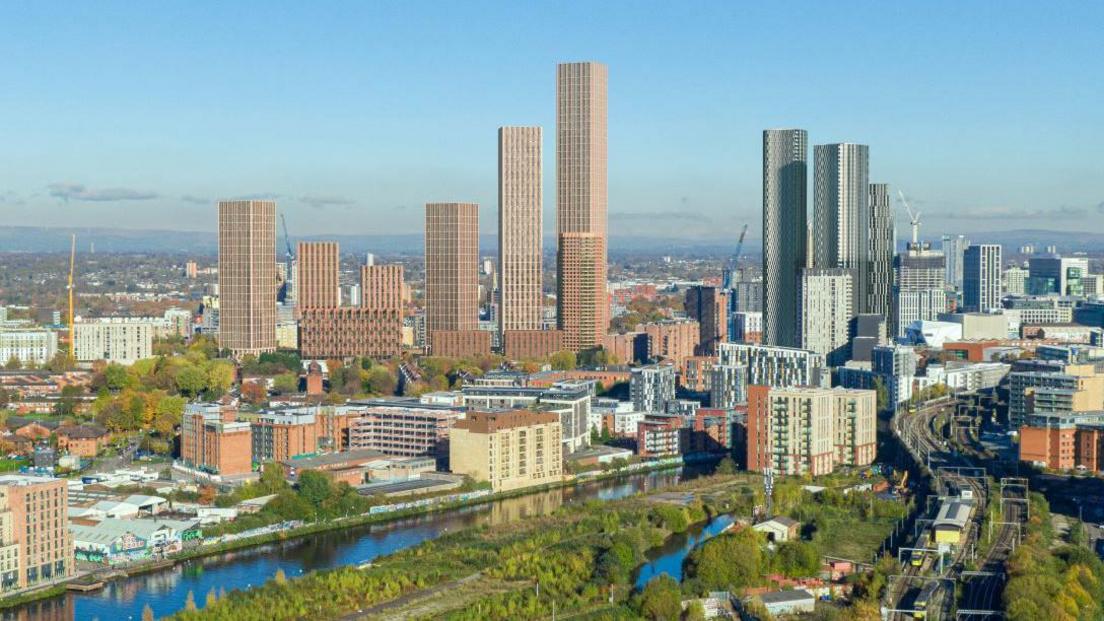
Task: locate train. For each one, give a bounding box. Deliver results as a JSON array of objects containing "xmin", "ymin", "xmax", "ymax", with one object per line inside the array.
[{"xmin": 912, "ymin": 581, "xmax": 939, "ymax": 619}]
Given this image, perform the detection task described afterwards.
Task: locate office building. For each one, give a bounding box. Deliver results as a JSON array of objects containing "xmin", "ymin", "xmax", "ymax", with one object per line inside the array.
[
  {"xmin": 180, "ymin": 403, "xmax": 252, "ymax": 477},
  {"xmin": 73, "ymin": 319, "xmax": 154, "ymax": 365},
  {"xmin": 685, "ymin": 286, "xmax": 728, "ymax": 355},
  {"xmin": 0, "ymin": 475, "xmax": 73, "ymax": 591},
  {"xmin": 1009, "ymin": 363, "xmax": 1104, "ymax": 429},
  {"xmin": 498, "ymin": 127, "xmax": 544, "ymax": 342},
  {"xmin": 556, "ymin": 62, "xmax": 608, "ymax": 352},
  {"xmin": 799, "ymin": 268, "xmax": 854, "ymax": 366},
  {"xmin": 1027, "ymin": 255, "xmax": 1090, "ymax": 297},
  {"xmin": 813, "ymin": 143, "xmax": 870, "ymax": 313},
  {"xmin": 717, "ymin": 342, "xmax": 826, "ymax": 388},
  {"xmin": 745, "ymin": 386, "xmax": 876, "ymax": 476},
  {"xmin": 867, "ymin": 183, "xmax": 895, "ymax": 321},
  {"xmin": 631, "ymin": 364, "xmax": 676, "ymax": 412},
  {"xmin": 296, "ymin": 241, "xmax": 340, "ymax": 309},
  {"xmin": 218, "ymin": 200, "xmax": 277, "ymax": 356},
  {"xmin": 963, "ymin": 244, "xmax": 1002, "ymax": 312},
  {"xmin": 449, "ymin": 410, "xmax": 562, "ymax": 492},
  {"xmin": 0, "ymin": 330, "xmax": 57, "ymax": 367},
  {"xmin": 941, "ymin": 235, "xmax": 970, "ymax": 291},
  {"xmin": 762, "ymin": 129, "xmax": 808, "ymax": 348},
  {"xmin": 425, "ymin": 202, "xmax": 480, "ymax": 353}
]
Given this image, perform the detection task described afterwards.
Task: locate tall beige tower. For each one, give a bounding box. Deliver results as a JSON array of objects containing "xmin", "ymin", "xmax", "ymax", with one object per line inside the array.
[
  {"xmin": 425, "ymin": 203, "xmax": 479, "ymax": 334},
  {"xmin": 296, "ymin": 241, "xmax": 339, "ymax": 309},
  {"xmin": 498, "ymin": 126, "xmax": 543, "ymax": 337},
  {"xmin": 218, "ymin": 200, "xmax": 277, "ymax": 355},
  {"xmin": 556, "ymin": 61, "xmax": 608, "ymax": 352}
]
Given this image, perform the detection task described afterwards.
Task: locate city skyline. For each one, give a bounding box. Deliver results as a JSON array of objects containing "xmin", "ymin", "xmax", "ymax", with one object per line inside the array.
[{"xmin": 1, "ymin": 3, "xmax": 1101, "ymax": 240}]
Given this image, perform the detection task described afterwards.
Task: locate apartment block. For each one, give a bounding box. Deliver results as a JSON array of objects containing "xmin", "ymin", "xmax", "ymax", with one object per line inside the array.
[
  {"xmin": 361, "ymin": 264, "xmax": 405, "ymax": 312},
  {"xmin": 461, "ymin": 382, "xmax": 591, "ymax": 455},
  {"xmin": 642, "ymin": 320, "xmax": 700, "ymax": 367},
  {"xmin": 717, "ymin": 342, "xmax": 826, "ymax": 388},
  {"xmin": 557, "ymin": 232, "xmax": 607, "ymax": 351},
  {"xmin": 0, "ymin": 475, "xmax": 73, "ymax": 591},
  {"xmin": 296, "ymin": 241, "xmax": 340, "ymax": 309},
  {"xmin": 680, "ymin": 356, "xmax": 717, "ymax": 393},
  {"xmin": 746, "ymin": 385, "xmax": 876, "ymax": 476},
  {"xmin": 710, "ymin": 363, "xmax": 748, "ymax": 409},
  {"xmin": 299, "ymin": 307, "xmax": 402, "ymax": 359},
  {"xmin": 429, "ymin": 329, "xmax": 492, "ymax": 359},
  {"xmin": 217, "ymin": 200, "xmax": 277, "ymax": 356},
  {"xmin": 180, "ymin": 403, "xmax": 252, "ymax": 476},
  {"xmin": 449, "ymin": 410, "xmax": 562, "ymax": 492},
  {"xmin": 498, "ymin": 126, "xmax": 544, "ymax": 338},
  {"xmin": 1020, "ymin": 411, "xmax": 1104, "ymax": 472},
  {"xmin": 685, "ymin": 286, "xmax": 728, "ymax": 355},
  {"xmin": 630, "ymin": 364, "xmax": 676, "ymax": 412},
  {"xmin": 251, "ymin": 409, "xmax": 321, "ymax": 463},
  {"xmin": 0, "ymin": 330, "xmax": 58, "ymax": 367},
  {"xmin": 73, "ymin": 319, "xmax": 154, "ymax": 365},
  {"xmin": 502, "ymin": 330, "xmax": 564, "ymax": 361},
  {"xmin": 425, "ymin": 202, "xmax": 479, "ymax": 339}
]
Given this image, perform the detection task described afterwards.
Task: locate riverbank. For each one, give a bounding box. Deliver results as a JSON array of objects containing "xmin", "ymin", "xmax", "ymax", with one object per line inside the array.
[{"xmin": 0, "ymin": 455, "xmax": 703, "ymax": 611}]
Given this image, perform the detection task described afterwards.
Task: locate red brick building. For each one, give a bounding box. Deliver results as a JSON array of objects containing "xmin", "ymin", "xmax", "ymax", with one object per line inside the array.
[
  {"xmin": 503, "ymin": 330, "xmax": 564, "ymax": 360},
  {"xmin": 299, "ymin": 307, "xmax": 403, "ymax": 359},
  {"xmin": 429, "ymin": 330, "xmax": 492, "ymax": 358}
]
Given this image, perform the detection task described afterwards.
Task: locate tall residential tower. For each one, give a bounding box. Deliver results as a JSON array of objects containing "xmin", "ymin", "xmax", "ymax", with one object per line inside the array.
[
  {"xmin": 813, "ymin": 142, "xmax": 870, "ymax": 314},
  {"xmin": 425, "ymin": 203, "xmax": 479, "ymax": 335},
  {"xmin": 218, "ymin": 199, "xmax": 277, "ymax": 356},
  {"xmin": 762, "ymin": 129, "xmax": 808, "ymax": 348},
  {"xmin": 498, "ymin": 126, "xmax": 544, "ymax": 337},
  {"xmin": 556, "ymin": 62, "xmax": 608, "ymax": 352}
]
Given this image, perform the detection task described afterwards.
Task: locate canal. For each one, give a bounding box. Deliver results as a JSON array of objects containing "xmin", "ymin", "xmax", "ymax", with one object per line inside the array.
[
  {"xmin": 633, "ymin": 513, "xmax": 736, "ymax": 590},
  {"xmin": 5, "ymin": 463, "xmax": 715, "ymax": 621}
]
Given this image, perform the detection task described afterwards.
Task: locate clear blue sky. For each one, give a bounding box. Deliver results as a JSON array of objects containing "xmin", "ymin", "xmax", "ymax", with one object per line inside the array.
[{"xmin": 1, "ymin": 2, "xmax": 1100, "ymax": 241}]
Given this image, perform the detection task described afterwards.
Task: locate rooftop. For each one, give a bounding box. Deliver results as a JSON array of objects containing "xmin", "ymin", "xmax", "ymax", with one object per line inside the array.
[{"xmin": 452, "ymin": 410, "xmax": 559, "ymax": 434}]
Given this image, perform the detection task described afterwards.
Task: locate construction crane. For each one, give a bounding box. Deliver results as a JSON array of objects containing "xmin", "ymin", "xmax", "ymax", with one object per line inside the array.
[
  {"xmin": 722, "ymin": 223, "xmax": 749, "ymax": 289},
  {"xmin": 280, "ymin": 214, "xmax": 295, "ymax": 302},
  {"xmin": 67, "ymin": 234, "xmax": 76, "ymax": 360},
  {"xmin": 897, "ymin": 190, "xmax": 921, "ymax": 247}
]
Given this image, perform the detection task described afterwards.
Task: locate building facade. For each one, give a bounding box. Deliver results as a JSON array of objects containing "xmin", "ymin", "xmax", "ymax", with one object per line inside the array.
[
  {"xmin": 813, "ymin": 143, "xmax": 870, "ymax": 314},
  {"xmin": 556, "ymin": 62, "xmax": 608, "ymax": 352},
  {"xmin": 498, "ymin": 126, "xmax": 544, "ymax": 339},
  {"xmin": 425, "ymin": 202, "xmax": 480, "ymax": 353},
  {"xmin": 963, "ymin": 244, "xmax": 1003, "ymax": 313},
  {"xmin": 685, "ymin": 286, "xmax": 728, "ymax": 355},
  {"xmin": 799, "ymin": 268, "xmax": 854, "ymax": 366},
  {"xmin": 717, "ymin": 342, "xmax": 826, "ymax": 388},
  {"xmin": 0, "ymin": 475, "xmax": 73, "ymax": 591},
  {"xmin": 630, "ymin": 364, "xmax": 676, "ymax": 413},
  {"xmin": 762, "ymin": 129, "xmax": 808, "ymax": 348},
  {"xmin": 298, "ymin": 307, "xmax": 403, "ymax": 359},
  {"xmin": 296, "ymin": 241, "xmax": 340, "ymax": 309},
  {"xmin": 449, "ymin": 410, "xmax": 562, "ymax": 492},
  {"xmin": 217, "ymin": 200, "xmax": 277, "ymax": 356},
  {"xmin": 867, "ymin": 183, "xmax": 895, "ymax": 322},
  {"xmin": 73, "ymin": 319, "xmax": 154, "ymax": 365}
]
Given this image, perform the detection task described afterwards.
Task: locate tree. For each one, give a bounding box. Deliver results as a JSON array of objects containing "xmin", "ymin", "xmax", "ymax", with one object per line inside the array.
[
  {"xmin": 549, "ymin": 350, "xmax": 577, "ymax": 371},
  {"xmin": 241, "ymin": 381, "xmax": 267, "ymax": 404},
  {"xmin": 142, "ymin": 603, "xmax": 155, "ymax": 621},
  {"xmin": 715, "ymin": 456, "xmax": 737, "ymax": 475},
  {"xmin": 363, "ymin": 366, "xmax": 396, "ymax": 396},
  {"xmin": 104, "ymin": 363, "xmax": 130, "ymax": 391},
  {"xmin": 873, "ymin": 377, "xmax": 889, "ymax": 413},
  {"xmin": 638, "ymin": 574, "xmax": 682, "ymax": 620},
  {"xmin": 174, "ymin": 365, "xmax": 207, "ymax": 397},
  {"xmin": 204, "ymin": 361, "xmax": 236, "ymax": 396},
  {"xmin": 274, "ymin": 568, "xmax": 287, "ymax": 585},
  {"xmin": 684, "ymin": 600, "xmax": 707, "ymax": 621},
  {"xmin": 206, "ymin": 587, "xmax": 218, "ymax": 607},
  {"xmin": 272, "ymin": 372, "xmax": 299, "ymax": 395},
  {"xmin": 184, "ymin": 590, "xmax": 197, "ymax": 611},
  {"xmin": 298, "ymin": 470, "xmax": 333, "ymax": 507},
  {"xmin": 4, "ymin": 356, "xmax": 20, "ymax": 370},
  {"xmin": 686, "ymin": 528, "xmax": 764, "ymax": 591},
  {"xmin": 259, "ymin": 463, "xmax": 288, "ymax": 494}
]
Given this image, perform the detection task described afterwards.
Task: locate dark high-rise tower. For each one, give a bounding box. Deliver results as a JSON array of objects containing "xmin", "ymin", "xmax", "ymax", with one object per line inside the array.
[{"xmin": 762, "ymin": 129, "xmax": 808, "ymax": 348}]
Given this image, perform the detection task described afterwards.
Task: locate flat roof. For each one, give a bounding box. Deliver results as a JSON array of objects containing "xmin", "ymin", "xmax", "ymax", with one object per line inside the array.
[
  {"xmin": 757, "ymin": 589, "xmax": 815, "ymax": 604},
  {"xmin": 281, "ymin": 449, "xmax": 388, "ymax": 470},
  {"xmin": 356, "ymin": 478, "xmax": 451, "ymax": 496}
]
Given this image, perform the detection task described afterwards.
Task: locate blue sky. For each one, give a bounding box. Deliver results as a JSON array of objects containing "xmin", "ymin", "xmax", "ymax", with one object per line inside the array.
[{"xmin": 0, "ymin": 2, "xmax": 1101, "ymax": 241}]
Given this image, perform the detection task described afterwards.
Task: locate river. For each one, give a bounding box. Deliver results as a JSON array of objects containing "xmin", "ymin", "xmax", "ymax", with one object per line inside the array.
[
  {"xmin": 633, "ymin": 513, "xmax": 736, "ymax": 590},
  {"xmin": 4, "ymin": 462, "xmax": 715, "ymax": 621}
]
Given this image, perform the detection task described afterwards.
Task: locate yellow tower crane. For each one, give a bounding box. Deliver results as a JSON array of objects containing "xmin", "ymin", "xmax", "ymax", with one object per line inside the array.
[{"xmin": 68, "ymin": 234, "xmax": 76, "ymax": 359}]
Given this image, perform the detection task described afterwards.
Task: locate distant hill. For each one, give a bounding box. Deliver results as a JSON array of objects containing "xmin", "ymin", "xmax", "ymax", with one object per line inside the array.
[{"xmin": 1, "ymin": 225, "xmax": 1100, "ymax": 257}]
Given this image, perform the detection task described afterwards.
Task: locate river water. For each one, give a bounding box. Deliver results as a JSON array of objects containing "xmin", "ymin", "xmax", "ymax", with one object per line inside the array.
[
  {"xmin": 633, "ymin": 513, "xmax": 736, "ymax": 590},
  {"xmin": 5, "ymin": 463, "xmax": 713, "ymax": 621}
]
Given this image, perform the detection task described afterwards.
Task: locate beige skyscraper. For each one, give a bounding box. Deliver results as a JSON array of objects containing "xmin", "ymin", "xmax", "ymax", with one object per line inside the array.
[
  {"xmin": 425, "ymin": 203, "xmax": 479, "ymax": 335},
  {"xmin": 296, "ymin": 241, "xmax": 339, "ymax": 309},
  {"xmin": 556, "ymin": 61, "xmax": 608, "ymax": 352},
  {"xmin": 498, "ymin": 126, "xmax": 543, "ymax": 337},
  {"xmin": 218, "ymin": 200, "xmax": 276, "ymax": 355}
]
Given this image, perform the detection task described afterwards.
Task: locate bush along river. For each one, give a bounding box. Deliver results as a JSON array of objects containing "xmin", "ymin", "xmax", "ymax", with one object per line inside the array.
[{"xmin": 3, "ymin": 462, "xmax": 715, "ymax": 621}]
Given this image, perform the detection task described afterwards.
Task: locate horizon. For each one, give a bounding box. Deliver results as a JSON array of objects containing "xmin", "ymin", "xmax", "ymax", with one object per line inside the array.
[{"xmin": 1, "ymin": 2, "xmax": 1101, "ymax": 241}]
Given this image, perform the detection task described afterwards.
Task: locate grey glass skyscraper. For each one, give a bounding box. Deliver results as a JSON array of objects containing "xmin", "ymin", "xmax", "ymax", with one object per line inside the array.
[
  {"xmin": 762, "ymin": 129, "xmax": 808, "ymax": 348},
  {"xmin": 813, "ymin": 143, "xmax": 870, "ymax": 314},
  {"xmin": 867, "ymin": 183, "xmax": 895, "ymax": 321}
]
